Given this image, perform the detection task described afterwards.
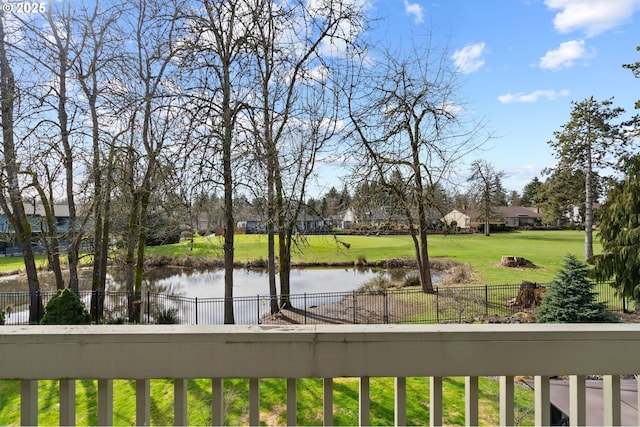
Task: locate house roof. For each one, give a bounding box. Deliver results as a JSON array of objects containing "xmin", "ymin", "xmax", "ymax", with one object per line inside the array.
[
  {"xmin": 494, "ymin": 206, "xmax": 541, "ymax": 219},
  {"xmin": 1, "ymin": 202, "xmax": 71, "ymax": 218},
  {"xmin": 447, "ymin": 206, "xmax": 541, "ymax": 220}
]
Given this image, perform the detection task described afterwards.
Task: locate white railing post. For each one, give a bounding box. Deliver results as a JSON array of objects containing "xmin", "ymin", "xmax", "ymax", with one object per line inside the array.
[
  {"xmin": 21, "ymin": 379, "xmax": 38, "ymax": 426},
  {"xmin": 136, "ymin": 379, "xmax": 150, "ymax": 426},
  {"xmin": 249, "ymin": 378, "xmax": 260, "ymax": 426},
  {"xmin": 59, "ymin": 379, "xmax": 76, "ymax": 426},
  {"xmin": 534, "ymin": 375, "xmax": 550, "ymax": 426},
  {"xmin": 604, "ymin": 375, "xmax": 621, "ymax": 426},
  {"xmin": 323, "ymin": 378, "xmax": 333, "ymax": 426},
  {"xmin": 430, "ymin": 376, "xmax": 443, "ymax": 427},
  {"xmin": 499, "ymin": 376, "xmax": 514, "ymax": 426},
  {"xmin": 174, "ymin": 379, "xmax": 188, "ymax": 426},
  {"xmin": 97, "ymin": 379, "xmax": 113, "ymax": 426},
  {"xmin": 465, "ymin": 376, "xmax": 478, "ymax": 426},
  {"xmin": 569, "ymin": 375, "xmax": 586, "ymax": 426},
  {"xmin": 212, "ymin": 378, "xmax": 224, "ymax": 426},
  {"xmin": 287, "ymin": 378, "xmax": 297, "ymax": 426},
  {"xmin": 395, "ymin": 376, "xmax": 406, "ymax": 426},
  {"xmin": 359, "ymin": 376, "xmax": 370, "ymax": 426}
]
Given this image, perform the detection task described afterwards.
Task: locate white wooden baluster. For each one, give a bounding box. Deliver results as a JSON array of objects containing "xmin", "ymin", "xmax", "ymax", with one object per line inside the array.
[
  {"xmin": 569, "ymin": 375, "xmax": 586, "ymax": 426},
  {"xmin": 465, "ymin": 376, "xmax": 479, "ymax": 427},
  {"xmin": 59, "ymin": 379, "xmax": 75, "ymax": 426},
  {"xmin": 395, "ymin": 377, "xmax": 406, "ymax": 426},
  {"xmin": 499, "ymin": 376, "xmax": 514, "ymax": 426},
  {"xmin": 174, "ymin": 379, "xmax": 187, "ymax": 426},
  {"xmin": 323, "ymin": 378, "xmax": 333, "ymax": 426}
]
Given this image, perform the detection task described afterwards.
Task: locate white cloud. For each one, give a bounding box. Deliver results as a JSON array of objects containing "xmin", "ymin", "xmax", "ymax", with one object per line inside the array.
[
  {"xmin": 498, "ymin": 89, "xmax": 570, "ymax": 104},
  {"xmin": 452, "ymin": 42, "xmax": 486, "ymax": 74},
  {"xmin": 539, "ymin": 40, "xmax": 586, "ymax": 70},
  {"xmin": 545, "ymin": 0, "xmax": 640, "ymax": 37},
  {"xmin": 403, "ymin": 0, "xmax": 424, "ymax": 24}
]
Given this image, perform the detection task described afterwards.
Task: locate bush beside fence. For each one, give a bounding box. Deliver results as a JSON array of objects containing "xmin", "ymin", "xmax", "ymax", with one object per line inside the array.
[{"xmin": 0, "ymin": 282, "xmax": 626, "ymax": 326}]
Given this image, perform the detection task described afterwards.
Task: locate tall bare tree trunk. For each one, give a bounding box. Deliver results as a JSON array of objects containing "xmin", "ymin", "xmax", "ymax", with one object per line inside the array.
[
  {"xmin": 31, "ymin": 180, "xmax": 64, "ymax": 290},
  {"xmin": 0, "ymin": 14, "xmax": 42, "ymax": 322},
  {"xmin": 267, "ymin": 166, "xmax": 278, "ymax": 314},
  {"xmin": 47, "ymin": 8, "xmax": 80, "ymax": 294},
  {"xmin": 223, "ymin": 137, "xmax": 235, "ymax": 324},
  {"xmin": 584, "ymin": 141, "xmax": 594, "ymax": 261}
]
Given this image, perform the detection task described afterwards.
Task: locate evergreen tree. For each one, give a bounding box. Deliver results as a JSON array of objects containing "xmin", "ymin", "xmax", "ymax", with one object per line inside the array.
[
  {"xmin": 520, "ymin": 177, "xmax": 544, "ymax": 207},
  {"xmin": 536, "ymin": 254, "xmax": 619, "ymax": 323},
  {"xmin": 593, "ymin": 155, "xmax": 640, "ymax": 303},
  {"xmin": 41, "ymin": 289, "xmax": 91, "ymax": 325},
  {"xmin": 547, "ymin": 97, "xmax": 626, "ymax": 261}
]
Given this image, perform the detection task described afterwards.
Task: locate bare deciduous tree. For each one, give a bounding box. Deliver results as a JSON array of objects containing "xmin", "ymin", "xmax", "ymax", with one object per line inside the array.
[
  {"xmin": 347, "ymin": 40, "xmax": 487, "ymax": 292},
  {"xmin": 180, "ymin": 0, "xmax": 256, "ymax": 323},
  {"xmin": 468, "ymin": 159, "xmax": 505, "ymax": 237},
  {"xmin": 0, "ymin": 13, "xmax": 42, "ymax": 322},
  {"xmin": 246, "ymin": 0, "xmax": 366, "ymax": 310}
]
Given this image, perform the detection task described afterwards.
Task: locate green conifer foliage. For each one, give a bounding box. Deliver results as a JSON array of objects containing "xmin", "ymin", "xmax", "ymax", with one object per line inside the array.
[
  {"xmin": 535, "ymin": 255, "xmax": 619, "ymax": 323},
  {"xmin": 41, "ymin": 288, "xmax": 91, "ymax": 325}
]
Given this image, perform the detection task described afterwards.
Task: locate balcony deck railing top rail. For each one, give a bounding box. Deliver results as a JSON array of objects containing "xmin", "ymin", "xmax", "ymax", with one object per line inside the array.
[
  {"xmin": 2, "ymin": 324, "xmax": 640, "ymax": 426},
  {"xmin": 3, "ymin": 324, "xmax": 640, "ymax": 379}
]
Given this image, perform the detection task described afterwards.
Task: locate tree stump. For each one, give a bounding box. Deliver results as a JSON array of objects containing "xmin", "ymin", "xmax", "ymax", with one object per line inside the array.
[
  {"xmin": 500, "ymin": 256, "xmax": 536, "ymax": 268},
  {"xmin": 513, "ymin": 281, "xmax": 542, "ymax": 309}
]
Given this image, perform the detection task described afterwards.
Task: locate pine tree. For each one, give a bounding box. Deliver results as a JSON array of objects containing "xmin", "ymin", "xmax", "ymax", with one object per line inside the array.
[{"xmin": 536, "ymin": 255, "xmax": 619, "ymax": 323}]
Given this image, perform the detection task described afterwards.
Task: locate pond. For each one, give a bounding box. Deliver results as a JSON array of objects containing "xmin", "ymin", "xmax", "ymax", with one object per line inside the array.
[
  {"xmin": 0, "ymin": 266, "xmax": 394, "ymax": 296},
  {"xmin": 0, "ymin": 266, "xmax": 409, "ymax": 325}
]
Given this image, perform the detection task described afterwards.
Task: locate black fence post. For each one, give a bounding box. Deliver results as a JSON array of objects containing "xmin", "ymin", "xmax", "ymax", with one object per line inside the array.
[
  {"xmin": 304, "ymin": 293, "xmax": 307, "ymax": 325},
  {"xmin": 195, "ymin": 297, "xmax": 198, "ymax": 325},
  {"xmin": 383, "ymin": 290, "xmax": 389, "ymax": 324},
  {"xmin": 485, "ymin": 285, "xmax": 489, "ymax": 316},
  {"xmin": 257, "ymin": 295, "xmax": 261, "ymax": 325},
  {"xmin": 146, "ymin": 292, "xmax": 151, "ymax": 324},
  {"xmin": 352, "ymin": 291, "xmax": 357, "ymax": 324},
  {"xmin": 435, "ymin": 287, "xmax": 439, "ymax": 324}
]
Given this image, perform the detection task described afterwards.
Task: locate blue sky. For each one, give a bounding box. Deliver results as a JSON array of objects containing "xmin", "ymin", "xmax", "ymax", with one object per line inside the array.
[{"xmin": 320, "ymin": 0, "xmax": 640, "ymax": 195}]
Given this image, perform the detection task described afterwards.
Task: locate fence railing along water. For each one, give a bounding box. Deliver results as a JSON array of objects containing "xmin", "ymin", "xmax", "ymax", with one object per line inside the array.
[
  {"xmin": 0, "ymin": 281, "xmax": 626, "ymax": 325},
  {"xmin": 0, "ymin": 283, "xmax": 628, "ymax": 325}
]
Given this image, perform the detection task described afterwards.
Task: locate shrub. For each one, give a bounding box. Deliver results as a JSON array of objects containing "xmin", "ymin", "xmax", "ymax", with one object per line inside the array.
[
  {"xmin": 155, "ymin": 308, "xmax": 179, "ymax": 324},
  {"xmin": 402, "ymin": 273, "xmax": 421, "ymax": 288},
  {"xmin": 535, "ymin": 254, "xmax": 619, "ymax": 323},
  {"xmin": 0, "ymin": 309, "xmax": 4, "ymax": 325},
  {"xmin": 41, "ymin": 288, "xmax": 91, "ymax": 325},
  {"xmin": 358, "ymin": 274, "xmax": 392, "ymax": 294}
]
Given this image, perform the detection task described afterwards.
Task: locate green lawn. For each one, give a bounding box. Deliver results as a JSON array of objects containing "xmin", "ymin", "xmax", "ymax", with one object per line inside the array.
[
  {"xmin": 0, "ymin": 255, "xmax": 47, "ymax": 274},
  {"xmin": 0, "ymin": 230, "xmax": 597, "ymax": 285},
  {"xmin": 0, "ymin": 376, "xmax": 535, "ymax": 426},
  {"xmin": 147, "ymin": 230, "xmax": 596, "ymax": 284}
]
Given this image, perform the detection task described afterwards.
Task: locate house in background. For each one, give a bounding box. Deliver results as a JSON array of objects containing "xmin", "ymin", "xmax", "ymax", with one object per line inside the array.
[
  {"xmin": 339, "ymin": 207, "xmax": 357, "ymax": 229},
  {"xmin": 296, "ymin": 214, "xmax": 326, "ymax": 232},
  {"xmin": 0, "ymin": 202, "xmax": 72, "ymax": 255},
  {"xmin": 0, "ymin": 202, "xmax": 71, "ymax": 235},
  {"xmin": 443, "ymin": 208, "xmax": 474, "ymax": 230},
  {"xmin": 236, "ymin": 219, "xmax": 264, "ymax": 234},
  {"xmin": 443, "ymin": 206, "xmax": 542, "ymax": 231}
]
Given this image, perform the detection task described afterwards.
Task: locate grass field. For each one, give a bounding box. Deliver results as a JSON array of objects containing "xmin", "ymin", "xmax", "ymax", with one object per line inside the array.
[
  {"xmin": 146, "ymin": 230, "xmax": 597, "ymax": 284},
  {"xmin": 0, "ymin": 376, "xmax": 535, "ymax": 426},
  {"xmin": 0, "ymin": 230, "xmax": 596, "ymax": 285}
]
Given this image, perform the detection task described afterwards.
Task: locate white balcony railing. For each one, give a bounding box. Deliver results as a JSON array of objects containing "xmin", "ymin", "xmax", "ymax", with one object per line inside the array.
[{"xmin": 2, "ymin": 324, "xmax": 640, "ymax": 426}]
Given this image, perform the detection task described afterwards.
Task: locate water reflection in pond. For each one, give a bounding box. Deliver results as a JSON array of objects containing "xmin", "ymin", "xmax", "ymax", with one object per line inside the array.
[
  {"xmin": 0, "ymin": 266, "xmax": 398, "ymax": 297},
  {"xmin": 139, "ymin": 267, "xmax": 390, "ymax": 298},
  {"xmin": 0, "ymin": 267, "xmax": 428, "ymax": 324}
]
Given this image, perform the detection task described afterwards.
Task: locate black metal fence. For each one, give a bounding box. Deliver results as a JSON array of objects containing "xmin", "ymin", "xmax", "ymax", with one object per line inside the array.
[{"xmin": 0, "ymin": 282, "xmax": 627, "ymax": 326}]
